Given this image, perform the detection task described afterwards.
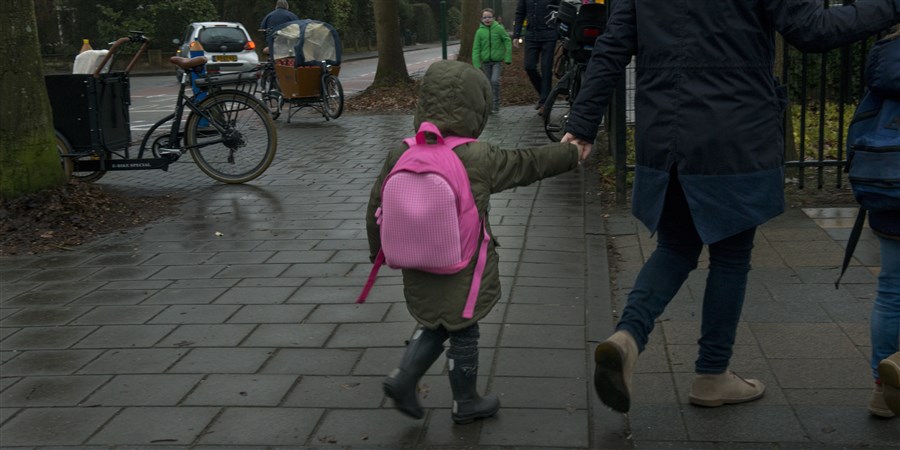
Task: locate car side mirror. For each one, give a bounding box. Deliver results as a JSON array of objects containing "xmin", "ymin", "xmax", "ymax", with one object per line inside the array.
[{"xmin": 172, "ymin": 38, "xmax": 181, "ymax": 45}]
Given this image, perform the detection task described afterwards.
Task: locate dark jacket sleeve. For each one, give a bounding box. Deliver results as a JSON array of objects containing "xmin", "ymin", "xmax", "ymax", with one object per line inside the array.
[
  {"xmin": 513, "ymin": 0, "xmax": 526, "ymax": 38},
  {"xmin": 767, "ymin": 0, "xmax": 900, "ymax": 53},
  {"xmin": 564, "ymin": 0, "xmax": 637, "ymax": 143}
]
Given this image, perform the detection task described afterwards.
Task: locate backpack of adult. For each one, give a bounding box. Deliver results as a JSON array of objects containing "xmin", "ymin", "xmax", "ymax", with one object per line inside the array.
[
  {"xmin": 835, "ymin": 35, "xmax": 900, "ymax": 288},
  {"xmin": 357, "ymin": 122, "xmax": 490, "ymax": 319}
]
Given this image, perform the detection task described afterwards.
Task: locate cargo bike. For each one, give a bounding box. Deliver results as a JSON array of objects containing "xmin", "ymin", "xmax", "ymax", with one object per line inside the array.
[
  {"xmin": 45, "ymin": 31, "xmax": 277, "ymax": 184},
  {"xmin": 259, "ymin": 19, "xmax": 344, "ymax": 123}
]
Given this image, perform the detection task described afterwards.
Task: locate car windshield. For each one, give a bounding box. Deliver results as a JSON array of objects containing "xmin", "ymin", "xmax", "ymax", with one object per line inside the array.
[{"xmin": 197, "ymin": 26, "xmax": 246, "ymax": 51}]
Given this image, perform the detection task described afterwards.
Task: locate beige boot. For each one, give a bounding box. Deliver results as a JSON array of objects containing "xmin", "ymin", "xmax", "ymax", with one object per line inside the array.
[
  {"xmin": 689, "ymin": 370, "xmax": 765, "ymax": 407},
  {"xmin": 593, "ymin": 330, "xmax": 639, "ymax": 413},
  {"xmin": 868, "ymin": 383, "xmax": 895, "ymax": 418},
  {"xmin": 877, "ymin": 352, "xmax": 900, "ymax": 416}
]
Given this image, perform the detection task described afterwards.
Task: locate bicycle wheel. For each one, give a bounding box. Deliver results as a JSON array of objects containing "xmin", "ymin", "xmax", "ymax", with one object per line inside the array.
[
  {"xmin": 56, "ymin": 131, "xmax": 105, "ymax": 183},
  {"xmin": 544, "ymin": 87, "xmax": 571, "ymax": 143},
  {"xmin": 184, "ymin": 90, "xmax": 277, "ymax": 184},
  {"xmin": 321, "ymin": 74, "xmax": 343, "ymax": 120}
]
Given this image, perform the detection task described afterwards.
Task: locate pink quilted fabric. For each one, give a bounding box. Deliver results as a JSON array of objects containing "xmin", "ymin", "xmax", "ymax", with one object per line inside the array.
[{"xmin": 381, "ymin": 173, "xmax": 462, "ymax": 269}]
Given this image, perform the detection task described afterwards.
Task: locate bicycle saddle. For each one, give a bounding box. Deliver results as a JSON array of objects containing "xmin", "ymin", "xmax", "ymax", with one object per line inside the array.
[{"xmin": 169, "ymin": 56, "xmax": 208, "ymax": 69}]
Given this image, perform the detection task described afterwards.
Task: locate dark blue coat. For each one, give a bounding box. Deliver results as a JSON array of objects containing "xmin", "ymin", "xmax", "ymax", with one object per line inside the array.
[
  {"xmin": 513, "ymin": 0, "xmax": 560, "ymax": 42},
  {"xmin": 566, "ymin": 0, "xmax": 900, "ymax": 243}
]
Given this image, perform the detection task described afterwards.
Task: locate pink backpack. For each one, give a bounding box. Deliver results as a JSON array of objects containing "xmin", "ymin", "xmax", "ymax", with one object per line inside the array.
[{"xmin": 356, "ymin": 121, "xmax": 490, "ymax": 319}]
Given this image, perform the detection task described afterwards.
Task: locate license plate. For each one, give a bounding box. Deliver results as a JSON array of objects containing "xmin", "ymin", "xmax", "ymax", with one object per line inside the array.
[{"xmin": 213, "ymin": 55, "xmax": 237, "ymax": 62}]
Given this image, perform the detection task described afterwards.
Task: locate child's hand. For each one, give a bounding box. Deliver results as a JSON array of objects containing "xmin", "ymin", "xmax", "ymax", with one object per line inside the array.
[{"xmin": 562, "ymin": 133, "xmax": 593, "ymax": 163}]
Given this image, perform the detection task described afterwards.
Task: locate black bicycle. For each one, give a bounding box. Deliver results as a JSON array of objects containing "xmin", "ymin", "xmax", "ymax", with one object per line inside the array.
[{"xmin": 543, "ymin": 1, "xmax": 606, "ymax": 142}]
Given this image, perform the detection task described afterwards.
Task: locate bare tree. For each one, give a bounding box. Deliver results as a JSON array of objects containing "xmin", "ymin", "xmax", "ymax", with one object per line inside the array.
[
  {"xmin": 456, "ymin": 0, "xmax": 481, "ymax": 63},
  {"xmin": 372, "ymin": 0, "xmax": 410, "ymax": 87},
  {"xmin": 0, "ymin": 0, "xmax": 66, "ymax": 197}
]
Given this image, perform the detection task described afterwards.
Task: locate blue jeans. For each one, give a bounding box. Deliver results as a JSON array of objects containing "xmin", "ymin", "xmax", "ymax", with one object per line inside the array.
[
  {"xmin": 523, "ymin": 39, "xmax": 556, "ymax": 105},
  {"xmin": 616, "ymin": 173, "xmax": 757, "ymax": 374},
  {"xmin": 871, "ymin": 235, "xmax": 900, "ymax": 380},
  {"xmin": 481, "ymin": 62, "xmax": 502, "ymax": 110}
]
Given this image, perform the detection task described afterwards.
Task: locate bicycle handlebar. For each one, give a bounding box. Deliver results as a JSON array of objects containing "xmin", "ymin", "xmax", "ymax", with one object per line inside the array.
[{"xmin": 92, "ymin": 32, "xmax": 151, "ymax": 78}]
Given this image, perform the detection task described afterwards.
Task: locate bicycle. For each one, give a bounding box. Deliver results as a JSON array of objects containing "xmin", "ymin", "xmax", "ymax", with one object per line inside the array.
[
  {"xmin": 138, "ymin": 43, "xmax": 278, "ymax": 183},
  {"xmin": 542, "ymin": 1, "xmax": 606, "ymax": 142},
  {"xmin": 257, "ymin": 28, "xmax": 284, "ymax": 120},
  {"xmin": 50, "ymin": 32, "xmax": 277, "ymax": 184}
]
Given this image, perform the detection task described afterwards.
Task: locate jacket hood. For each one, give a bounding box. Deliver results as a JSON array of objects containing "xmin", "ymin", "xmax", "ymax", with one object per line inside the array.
[{"xmin": 414, "ymin": 60, "xmax": 491, "ymax": 138}]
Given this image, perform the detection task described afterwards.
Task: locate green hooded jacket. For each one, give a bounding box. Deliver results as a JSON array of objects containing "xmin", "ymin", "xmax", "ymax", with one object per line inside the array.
[
  {"xmin": 472, "ymin": 21, "xmax": 513, "ymax": 69},
  {"xmin": 365, "ymin": 60, "xmax": 578, "ymax": 331}
]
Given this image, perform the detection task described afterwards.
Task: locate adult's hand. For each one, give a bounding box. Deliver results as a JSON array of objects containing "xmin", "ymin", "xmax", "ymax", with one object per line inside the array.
[{"xmin": 562, "ymin": 132, "xmax": 593, "ymax": 162}]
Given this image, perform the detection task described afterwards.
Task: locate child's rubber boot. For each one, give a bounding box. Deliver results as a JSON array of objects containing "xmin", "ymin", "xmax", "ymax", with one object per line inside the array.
[
  {"xmin": 383, "ymin": 328, "xmax": 445, "ymax": 419},
  {"xmin": 448, "ymin": 356, "xmax": 500, "ymax": 424}
]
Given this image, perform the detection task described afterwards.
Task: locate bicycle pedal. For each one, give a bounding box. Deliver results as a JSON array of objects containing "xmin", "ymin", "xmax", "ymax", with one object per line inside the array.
[{"xmin": 157, "ymin": 147, "xmax": 181, "ymax": 155}]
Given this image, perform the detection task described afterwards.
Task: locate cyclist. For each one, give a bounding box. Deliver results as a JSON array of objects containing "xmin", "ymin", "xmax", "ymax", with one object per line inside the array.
[{"xmin": 259, "ymin": 0, "xmax": 299, "ymax": 32}]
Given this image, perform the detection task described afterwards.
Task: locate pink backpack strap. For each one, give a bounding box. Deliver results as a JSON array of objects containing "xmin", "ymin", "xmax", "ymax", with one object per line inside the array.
[
  {"xmin": 356, "ymin": 250, "xmax": 385, "ymax": 304},
  {"xmin": 461, "ymin": 222, "xmax": 491, "ymax": 319}
]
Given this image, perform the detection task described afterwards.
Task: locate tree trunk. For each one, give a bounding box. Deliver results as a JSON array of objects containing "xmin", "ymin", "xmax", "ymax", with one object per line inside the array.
[
  {"xmin": 0, "ymin": 0, "xmax": 66, "ymax": 198},
  {"xmin": 372, "ymin": 0, "xmax": 410, "ymax": 87},
  {"xmin": 456, "ymin": 0, "xmax": 481, "ymax": 63}
]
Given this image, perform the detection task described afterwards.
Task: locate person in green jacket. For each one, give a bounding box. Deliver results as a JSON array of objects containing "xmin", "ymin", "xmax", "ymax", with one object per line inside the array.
[
  {"xmin": 366, "ymin": 60, "xmax": 586, "ymax": 425},
  {"xmin": 472, "ymin": 8, "xmax": 512, "ymax": 113}
]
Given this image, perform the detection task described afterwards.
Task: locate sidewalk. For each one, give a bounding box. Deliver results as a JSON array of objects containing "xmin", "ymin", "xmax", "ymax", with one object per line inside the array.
[{"xmin": 0, "ymin": 106, "xmax": 897, "ymax": 448}]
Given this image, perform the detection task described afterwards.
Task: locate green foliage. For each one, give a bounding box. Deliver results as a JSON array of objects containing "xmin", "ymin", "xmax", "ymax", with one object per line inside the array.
[
  {"xmin": 411, "ymin": 3, "xmax": 438, "ymax": 43},
  {"xmin": 95, "ymin": 0, "xmax": 217, "ymax": 51},
  {"xmin": 789, "ymin": 100, "xmax": 858, "ymax": 160},
  {"xmin": 447, "ymin": 6, "xmax": 461, "ymax": 38},
  {"xmin": 784, "ymin": 37, "xmax": 876, "ymax": 104}
]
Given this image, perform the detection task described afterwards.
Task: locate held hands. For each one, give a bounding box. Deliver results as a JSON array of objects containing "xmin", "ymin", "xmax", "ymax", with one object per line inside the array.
[{"xmin": 562, "ymin": 133, "xmax": 593, "ymax": 163}]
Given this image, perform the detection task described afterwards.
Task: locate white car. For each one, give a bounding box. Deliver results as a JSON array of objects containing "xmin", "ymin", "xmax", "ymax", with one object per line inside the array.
[{"xmin": 175, "ymin": 22, "xmax": 259, "ymax": 73}]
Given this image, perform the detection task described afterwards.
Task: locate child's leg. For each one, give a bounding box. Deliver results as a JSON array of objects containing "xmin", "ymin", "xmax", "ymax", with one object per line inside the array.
[
  {"xmin": 384, "ymin": 326, "xmax": 448, "ymax": 419},
  {"xmin": 447, "ymin": 323, "xmax": 500, "ymax": 424}
]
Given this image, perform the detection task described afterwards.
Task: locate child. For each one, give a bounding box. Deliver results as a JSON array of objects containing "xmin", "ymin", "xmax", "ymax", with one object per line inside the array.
[
  {"xmin": 365, "ymin": 60, "xmax": 584, "ymax": 424},
  {"xmin": 472, "ymin": 8, "xmax": 512, "ymax": 114}
]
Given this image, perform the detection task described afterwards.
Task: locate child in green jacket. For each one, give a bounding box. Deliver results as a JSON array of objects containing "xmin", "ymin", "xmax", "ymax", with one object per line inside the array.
[{"xmin": 472, "ymin": 8, "xmax": 512, "ymax": 113}]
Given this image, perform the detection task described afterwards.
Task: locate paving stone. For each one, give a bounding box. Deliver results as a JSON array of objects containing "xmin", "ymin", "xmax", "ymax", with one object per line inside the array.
[
  {"xmin": 150, "ymin": 265, "xmax": 227, "ymax": 280},
  {"xmin": 156, "ymin": 324, "xmax": 255, "ymax": 347},
  {"xmin": 261, "ymin": 348, "xmax": 361, "ymax": 375},
  {"xmin": 72, "ymin": 305, "xmax": 165, "ymax": 325},
  {"xmin": 282, "ymin": 375, "xmax": 384, "ymax": 408},
  {"xmin": 78, "ymin": 348, "xmax": 188, "ymax": 374},
  {"xmin": 215, "ymin": 264, "xmax": 290, "ymax": 279},
  {"xmin": 0, "ymin": 326, "xmax": 96, "ymax": 350},
  {"xmin": 494, "ymin": 348, "xmax": 585, "ymax": 378},
  {"xmin": 498, "ymin": 323, "xmax": 584, "ymax": 348},
  {"xmin": 227, "ymin": 304, "xmax": 314, "ymax": 323},
  {"xmin": 1, "ymin": 350, "xmax": 102, "ymax": 376},
  {"xmin": 504, "ymin": 303, "xmax": 584, "ymax": 325},
  {"xmin": 478, "ymin": 408, "xmax": 589, "ymax": 447},
  {"xmin": 326, "ymin": 322, "xmax": 421, "ymax": 348},
  {"xmin": 68, "ymin": 289, "xmax": 158, "ymax": 305},
  {"xmin": 491, "ymin": 376, "xmax": 587, "ymax": 409},
  {"xmin": 210, "ymin": 286, "xmax": 298, "ymax": 305},
  {"xmin": 182, "ymin": 374, "xmax": 297, "ymax": 406},
  {"xmin": 681, "ymin": 405, "xmax": 806, "ymax": 442},
  {"xmin": 242, "ymin": 323, "xmax": 335, "ymax": 348},
  {"xmin": 74, "ymin": 324, "xmax": 174, "ymax": 349},
  {"xmin": 0, "ymin": 406, "xmax": 117, "ymax": 446},
  {"xmin": 84, "ymin": 374, "xmax": 202, "ymax": 406},
  {"xmin": 628, "ymin": 403, "xmax": 688, "ymax": 442},
  {"xmin": 769, "ymin": 358, "xmax": 871, "ymax": 389},
  {"xmin": 84, "ymin": 266, "xmax": 165, "ymax": 281},
  {"xmin": 0, "ymin": 307, "xmax": 92, "ymax": 327},
  {"xmin": 168, "ymin": 347, "xmax": 274, "ymax": 374},
  {"xmin": 793, "ymin": 405, "xmax": 900, "ymax": 446},
  {"xmin": 312, "ymin": 409, "xmax": 423, "ymax": 447},
  {"xmin": 197, "ymin": 407, "xmax": 324, "ymax": 446},
  {"xmin": 0, "ymin": 375, "xmax": 109, "ymax": 407},
  {"xmin": 352, "ymin": 347, "xmax": 445, "ymax": 377},
  {"xmin": 305, "ymin": 303, "xmax": 390, "ymax": 323},
  {"xmin": 86, "ymin": 406, "xmax": 219, "ymax": 446},
  {"xmin": 142, "ymin": 288, "xmax": 227, "ymax": 305},
  {"xmin": 148, "ymin": 305, "xmax": 240, "ymax": 324},
  {"xmin": 2, "ymin": 289, "xmax": 86, "ymax": 307},
  {"xmin": 751, "ymin": 323, "xmax": 861, "ymax": 359}
]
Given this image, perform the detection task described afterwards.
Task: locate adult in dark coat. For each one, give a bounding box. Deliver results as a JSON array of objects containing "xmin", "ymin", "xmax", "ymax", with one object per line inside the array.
[
  {"xmin": 560, "ymin": 0, "xmax": 900, "ymax": 413},
  {"xmin": 512, "ymin": 0, "xmax": 560, "ymax": 113},
  {"xmin": 259, "ymin": 0, "xmax": 300, "ymax": 32}
]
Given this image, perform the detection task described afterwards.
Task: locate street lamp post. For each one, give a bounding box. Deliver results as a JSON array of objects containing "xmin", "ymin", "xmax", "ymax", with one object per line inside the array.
[{"xmin": 440, "ymin": 0, "xmax": 447, "ymax": 59}]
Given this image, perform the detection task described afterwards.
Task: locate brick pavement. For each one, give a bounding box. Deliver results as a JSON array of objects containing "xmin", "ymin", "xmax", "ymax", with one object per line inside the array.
[{"xmin": 1, "ymin": 106, "xmax": 898, "ymax": 448}]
